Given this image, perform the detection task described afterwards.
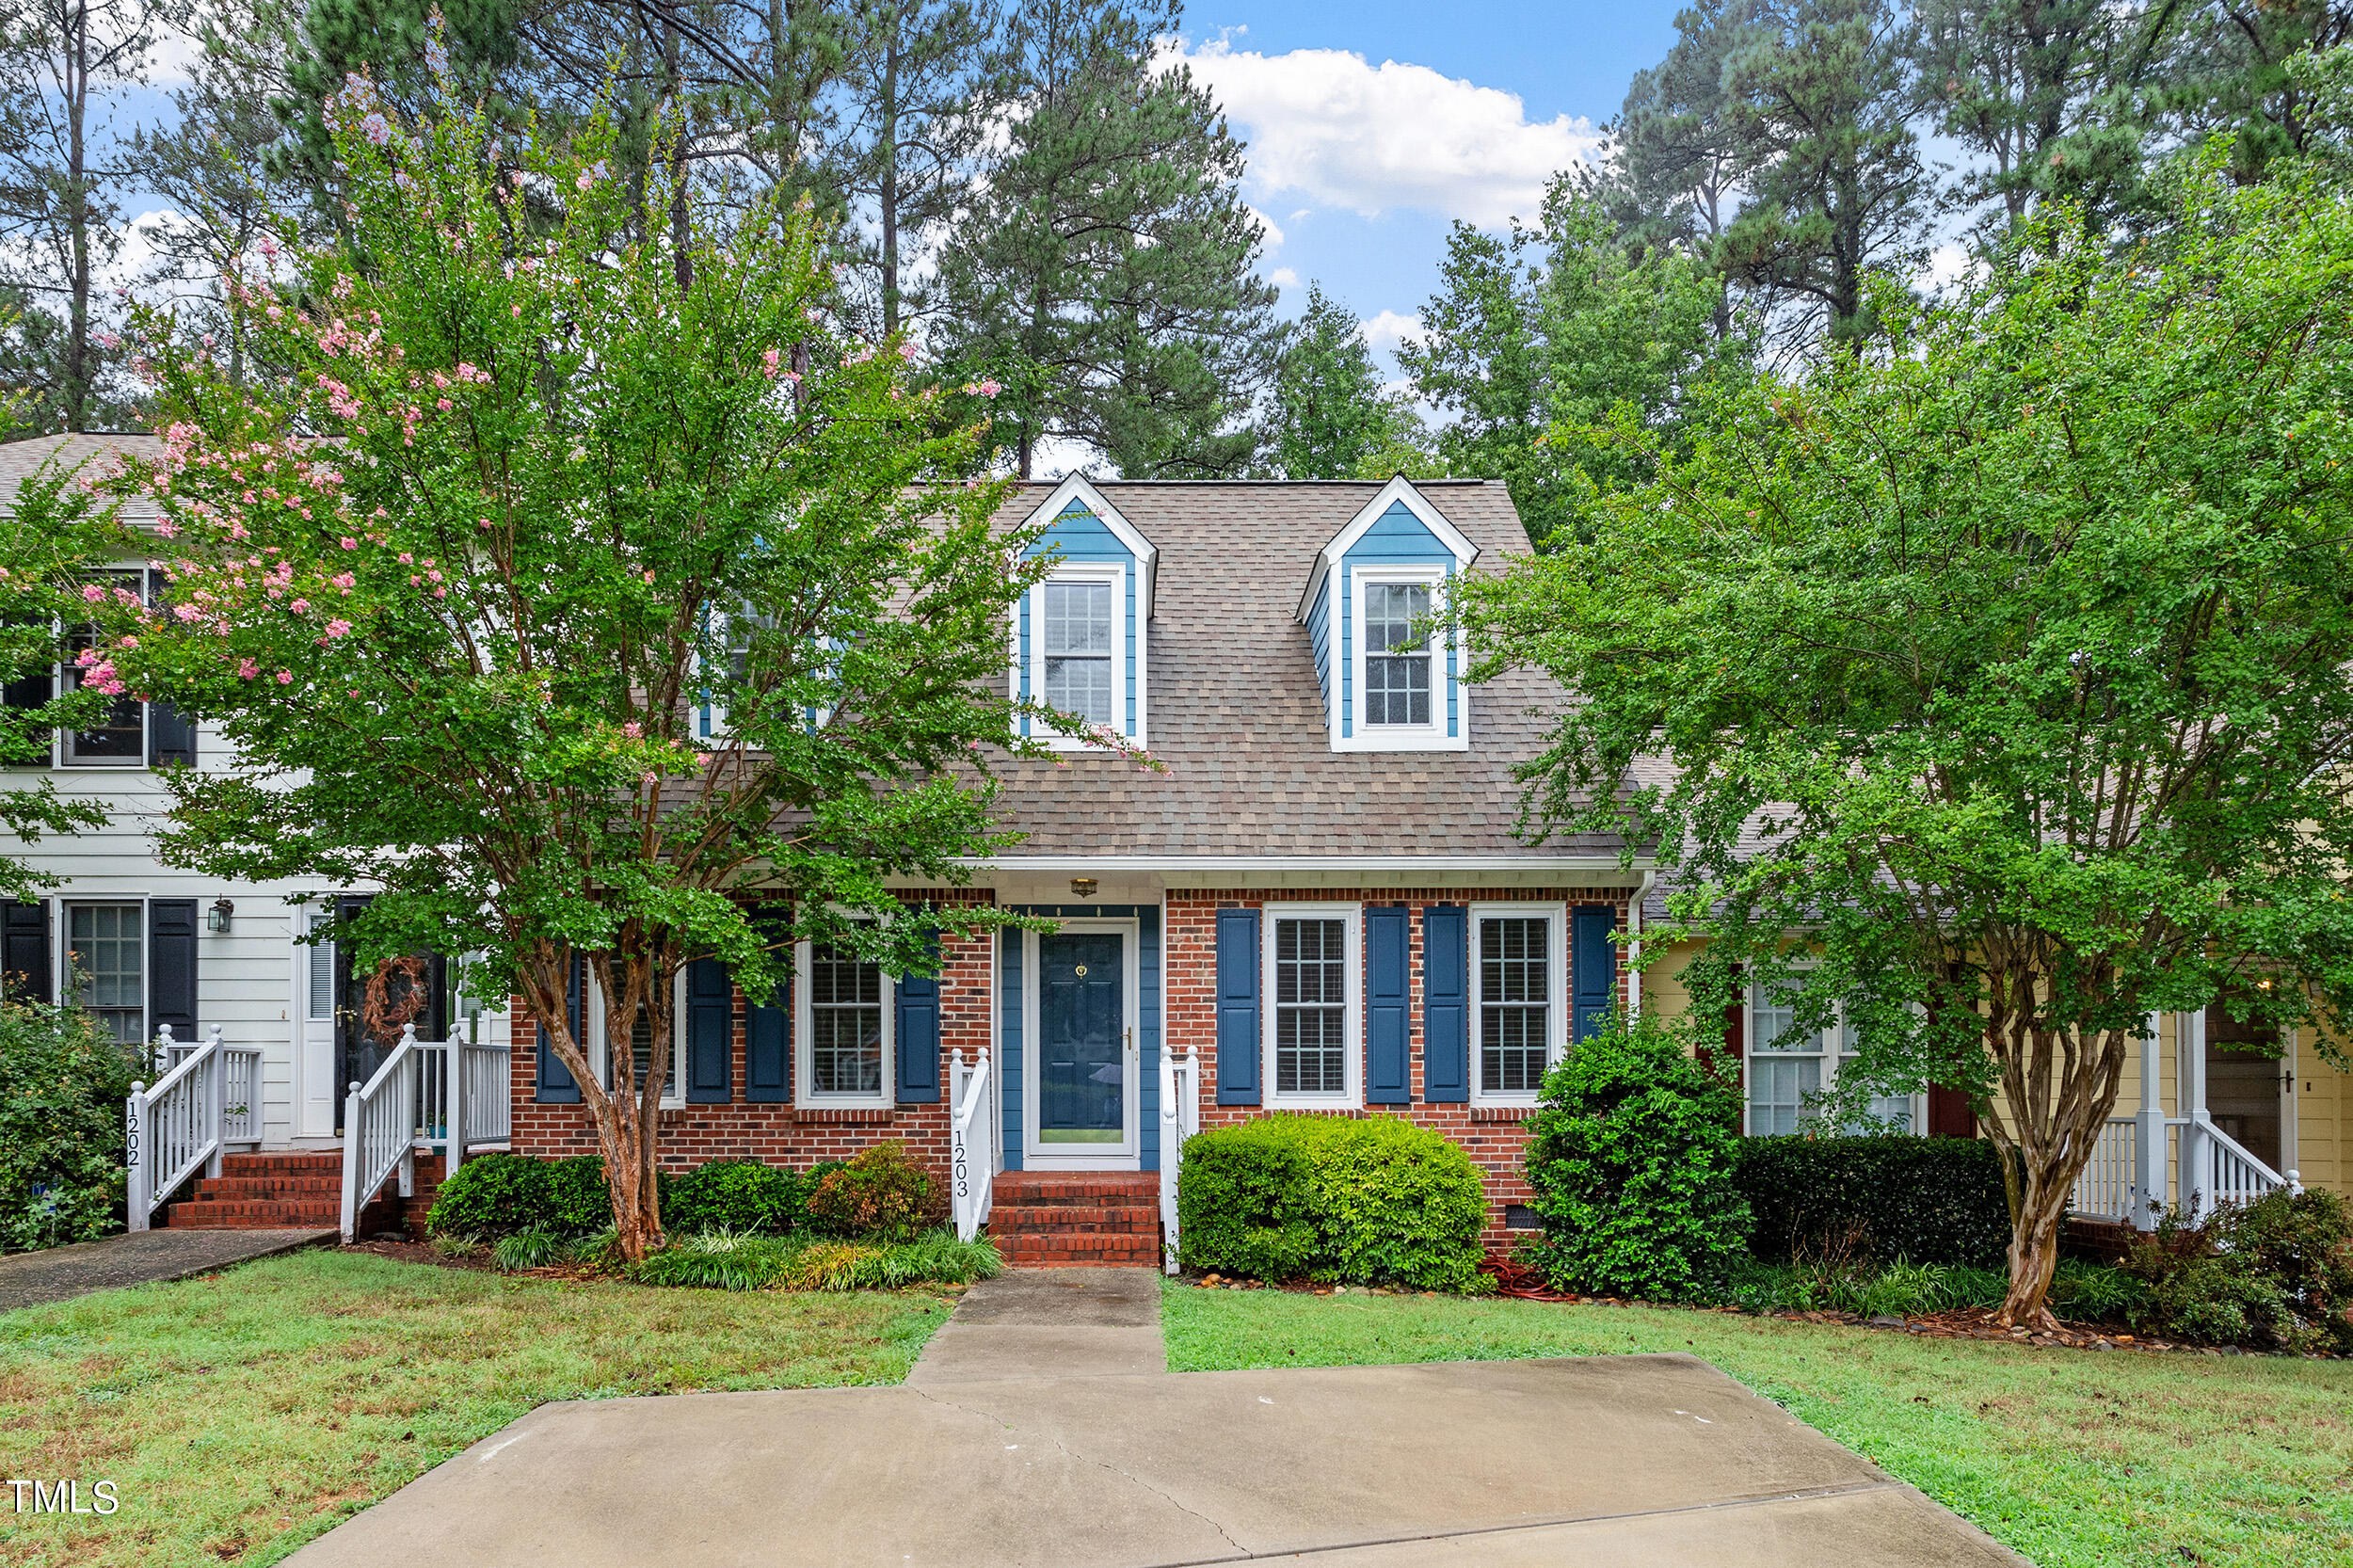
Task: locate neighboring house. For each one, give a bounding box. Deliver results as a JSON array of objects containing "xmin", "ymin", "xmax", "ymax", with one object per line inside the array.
[
  {"xmin": 0, "ymin": 435, "xmax": 507, "ymax": 1173},
  {"xmin": 5, "ymin": 437, "xmax": 2340, "ymax": 1251}
]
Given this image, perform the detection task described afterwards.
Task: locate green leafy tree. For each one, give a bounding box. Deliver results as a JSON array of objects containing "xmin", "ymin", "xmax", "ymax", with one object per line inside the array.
[
  {"xmin": 1460, "ymin": 152, "xmax": 2353, "ymax": 1326},
  {"xmin": 1609, "ymin": 0, "xmax": 1753, "ymax": 280},
  {"xmin": 933, "ymin": 0, "xmax": 1277, "ymax": 478},
  {"xmin": 109, "ymin": 83, "xmax": 1079, "ymax": 1262},
  {"xmin": 1263, "ymin": 283, "xmax": 1428, "ymax": 480},
  {"xmin": 0, "ymin": 456, "xmax": 134, "ymax": 900}
]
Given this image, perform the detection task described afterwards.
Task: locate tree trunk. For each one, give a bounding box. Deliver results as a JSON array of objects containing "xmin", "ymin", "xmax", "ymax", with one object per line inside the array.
[
  {"xmin": 880, "ymin": 14, "xmax": 901, "ymax": 338},
  {"xmin": 520, "ymin": 943, "xmax": 670, "ymax": 1263},
  {"xmin": 63, "ymin": 4, "xmax": 91, "ymax": 431}
]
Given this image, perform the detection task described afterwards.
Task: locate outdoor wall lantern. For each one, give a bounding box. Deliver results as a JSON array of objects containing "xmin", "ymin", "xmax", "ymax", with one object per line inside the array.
[
  {"xmin": 1069, "ymin": 877, "xmax": 1098, "ymax": 900},
  {"xmin": 207, "ymin": 898, "xmax": 235, "ymax": 934}
]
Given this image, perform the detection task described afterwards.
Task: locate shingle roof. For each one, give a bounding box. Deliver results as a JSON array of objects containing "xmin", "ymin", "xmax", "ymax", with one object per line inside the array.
[
  {"xmin": 0, "ymin": 433, "xmax": 164, "ymax": 524},
  {"xmin": 982, "ymin": 480, "xmax": 1632, "ymax": 862}
]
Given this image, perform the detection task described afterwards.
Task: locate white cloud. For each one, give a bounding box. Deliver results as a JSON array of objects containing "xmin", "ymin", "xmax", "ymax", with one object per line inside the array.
[
  {"xmin": 1247, "ymin": 204, "xmax": 1286, "ymax": 251},
  {"xmin": 1268, "ymin": 266, "xmax": 1299, "ymax": 290},
  {"xmin": 1358, "ymin": 310, "xmax": 1422, "ymax": 355},
  {"xmin": 1169, "ymin": 40, "xmax": 1603, "ymax": 229}
]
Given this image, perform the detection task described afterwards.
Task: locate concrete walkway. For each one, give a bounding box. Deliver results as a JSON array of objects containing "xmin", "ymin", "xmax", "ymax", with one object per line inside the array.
[
  {"xmin": 911, "ymin": 1267, "xmax": 1166, "ymax": 1384},
  {"xmin": 0, "ymin": 1227, "xmax": 334, "ymax": 1312},
  {"xmin": 287, "ymin": 1342, "xmax": 2023, "ymax": 1567}
]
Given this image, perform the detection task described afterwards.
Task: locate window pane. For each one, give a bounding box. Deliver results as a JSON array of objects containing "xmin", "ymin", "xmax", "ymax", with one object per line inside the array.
[
  {"xmin": 1364, "ymin": 584, "xmax": 1429, "ymax": 652},
  {"xmin": 1273, "ymin": 918, "xmax": 1348, "ymax": 1095},
  {"xmin": 1747, "ymin": 1055, "xmax": 1821, "ymax": 1137},
  {"xmin": 1044, "ymin": 654, "xmax": 1113, "ymax": 725},
  {"xmin": 308, "ymin": 912, "xmax": 334, "ymax": 1019},
  {"xmin": 1043, "ymin": 582, "xmax": 1112, "ymax": 654},
  {"xmin": 1479, "ymin": 918, "xmax": 1549, "ymax": 1094},
  {"xmin": 809, "ymin": 942, "xmax": 884, "ymax": 1095},
  {"xmin": 63, "ymin": 573, "xmax": 146, "ymax": 764},
  {"xmin": 69, "ymin": 904, "xmax": 143, "ymax": 1044},
  {"xmin": 1365, "ymin": 655, "xmax": 1430, "ymax": 727},
  {"xmin": 1838, "ymin": 1018, "xmax": 1916, "ymax": 1130}
]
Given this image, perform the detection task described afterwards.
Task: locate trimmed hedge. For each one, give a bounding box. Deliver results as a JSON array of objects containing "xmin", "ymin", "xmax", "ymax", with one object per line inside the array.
[
  {"xmin": 427, "ymin": 1154, "xmax": 813, "ymax": 1240},
  {"xmin": 1733, "ymin": 1136, "xmax": 2014, "ymax": 1268},
  {"xmin": 0, "ymin": 998, "xmax": 141, "ymax": 1252},
  {"xmin": 1176, "ymin": 1113, "xmax": 1488, "ymax": 1290}
]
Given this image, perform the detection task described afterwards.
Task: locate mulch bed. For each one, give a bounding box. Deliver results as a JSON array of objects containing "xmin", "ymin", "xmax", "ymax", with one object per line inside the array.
[{"xmin": 343, "ymin": 1237, "xmax": 503, "ymax": 1273}]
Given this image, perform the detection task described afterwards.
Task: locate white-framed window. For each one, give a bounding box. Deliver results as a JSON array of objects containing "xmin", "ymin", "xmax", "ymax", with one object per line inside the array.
[
  {"xmin": 1263, "ymin": 904, "xmax": 1362, "ymax": 1107},
  {"xmin": 796, "ymin": 938, "xmax": 893, "ymax": 1106},
  {"xmin": 1745, "ymin": 980, "xmax": 1924, "ymax": 1135},
  {"xmin": 67, "ymin": 901, "xmax": 144, "ymax": 1044},
  {"xmin": 1020, "ymin": 561, "xmax": 1133, "ymax": 748},
  {"xmin": 59, "ymin": 568, "xmax": 148, "ymax": 767},
  {"xmin": 1340, "ymin": 565, "xmax": 1465, "ymax": 753},
  {"xmin": 586, "ymin": 966, "xmax": 686, "ymax": 1109},
  {"xmin": 1471, "ymin": 904, "xmax": 1566, "ymax": 1104}
]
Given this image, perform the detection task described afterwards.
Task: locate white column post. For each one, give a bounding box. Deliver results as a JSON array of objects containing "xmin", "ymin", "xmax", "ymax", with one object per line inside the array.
[
  {"xmin": 125, "ymin": 1082, "xmax": 150, "ymax": 1232},
  {"xmin": 448, "ymin": 1034, "xmax": 468, "ymax": 1180},
  {"xmin": 2133, "ymin": 1010, "xmax": 2165, "ymax": 1229},
  {"xmin": 339, "ymin": 1080, "xmax": 362, "ymax": 1241},
  {"xmin": 2184, "ymin": 1006, "xmax": 2214, "ymax": 1215},
  {"xmin": 204, "ymin": 1026, "xmax": 227, "ymax": 1180}
]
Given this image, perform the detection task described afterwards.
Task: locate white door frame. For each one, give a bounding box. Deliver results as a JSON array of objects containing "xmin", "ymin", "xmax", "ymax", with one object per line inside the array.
[{"xmin": 1021, "ymin": 919, "xmax": 1142, "ymax": 1170}]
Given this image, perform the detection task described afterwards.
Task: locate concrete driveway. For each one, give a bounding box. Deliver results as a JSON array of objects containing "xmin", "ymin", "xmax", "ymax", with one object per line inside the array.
[{"xmin": 285, "ymin": 1352, "xmax": 2021, "ymax": 1567}]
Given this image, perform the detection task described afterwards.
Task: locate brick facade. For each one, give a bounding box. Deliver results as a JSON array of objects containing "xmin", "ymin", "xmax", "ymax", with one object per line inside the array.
[{"xmin": 508, "ymin": 883, "xmax": 1636, "ymax": 1249}]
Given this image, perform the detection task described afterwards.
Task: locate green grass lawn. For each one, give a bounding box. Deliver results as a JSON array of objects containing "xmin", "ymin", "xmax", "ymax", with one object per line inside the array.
[
  {"xmin": 1162, "ymin": 1281, "xmax": 2353, "ymax": 1568},
  {"xmin": 0, "ymin": 1249, "xmax": 949, "ymax": 1568}
]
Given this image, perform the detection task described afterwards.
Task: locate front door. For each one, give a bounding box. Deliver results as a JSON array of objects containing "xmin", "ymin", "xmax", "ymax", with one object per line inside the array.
[
  {"xmin": 331, "ymin": 895, "xmax": 446, "ymax": 1132},
  {"xmin": 1036, "ymin": 932, "xmax": 1128, "ymax": 1158}
]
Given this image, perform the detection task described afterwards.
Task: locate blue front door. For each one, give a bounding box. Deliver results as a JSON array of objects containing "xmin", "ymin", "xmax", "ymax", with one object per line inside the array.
[{"xmin": 1038, "ymin": 933, "xmax": 1125, "ymax": 1145}]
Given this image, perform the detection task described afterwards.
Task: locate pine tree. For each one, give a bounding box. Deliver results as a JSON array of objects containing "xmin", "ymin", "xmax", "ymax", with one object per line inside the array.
[
  {"xmin": 933, "ymin": 0, "xmax": 1276, "ymax": 478},
  {"xmin": 0, "ymin": 0, "xmax": 163, "ymax": 432},
  {"xmin": 1264, "ymin": 284, "xmax": 1428, "ymax": 480}
]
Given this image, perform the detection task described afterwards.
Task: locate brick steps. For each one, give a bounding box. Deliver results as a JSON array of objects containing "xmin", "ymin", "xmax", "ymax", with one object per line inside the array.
[
  {"xmin": 161, "ymin": 1150, "xmax": 444, "ymax": 1237},
  {"xmin": 986, "ymin": 1172, "xmax": 1160, "ymax": 1267}
]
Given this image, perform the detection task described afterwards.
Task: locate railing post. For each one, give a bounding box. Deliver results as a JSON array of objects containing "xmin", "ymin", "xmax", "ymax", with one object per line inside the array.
[
  {"xmin": 2133, "ymin": 1012, "xmax": 2165, "ymax": 1229},
  {"xmin": 204, "ymin": 1026, "xmax": 227, "ymax": 1180},
  {"xmin": 449, "ymin": 1036, "xmax": 468, "ymax": 1180},
  {"xmin": 125, "ymin": 1081, "xmax": 150, "ymax": 1233},
  {"xmin": 339, "ymin": 1080, "xmax": 362, "ymax": 1242}
]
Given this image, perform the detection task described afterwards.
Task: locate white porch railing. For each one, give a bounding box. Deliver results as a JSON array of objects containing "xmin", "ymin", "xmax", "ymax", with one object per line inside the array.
[
  {"xmin": 2070, "ymin": 1117, "xmax": 2141, "ymax": 1224},
  {"xmin": 1159, "ymin": 1046, "xmax": 1199, "ymax": 1274},
  {"xmin": 2178, "ymin": 1113, "xmax": 2300, "ymax": 1218},
  {"xmin": 949, "ymin": 1045, "xmax": 994, "ymax": 1242},
  {"xmin": 124, "ymin": 1025, "xmax": 258, "ymax": 1231},
  {"xmin": 340, "ymin": 1024, "xmax": 515, "ymax": 1240},
  {"xmin": 340, "ymin": 1029, "xmax": 421, "ymax": 1241}
]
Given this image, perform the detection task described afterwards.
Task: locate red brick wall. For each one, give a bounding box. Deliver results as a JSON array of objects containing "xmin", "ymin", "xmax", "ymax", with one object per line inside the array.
[
  {"xmin": 1165, "ymin": 887, "xmax": 1639, "ymax": 1248},
  {"xmin": 506, "ymin": 894, "xmax": 996, "ymax": 1183},
  {"xmin": 504, "ymin": 883, "xmax": 1636, "ymax": 1249}
]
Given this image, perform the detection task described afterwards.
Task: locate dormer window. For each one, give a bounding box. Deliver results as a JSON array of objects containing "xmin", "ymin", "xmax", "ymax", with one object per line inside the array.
[
  {"xmin": 1010, "ymin": 476, "xmax": 1156, "ymax": 751},
  {"xmin": 1042, "ymin": 579, "xmax": 1115, "ymax": 726},
  {"xmin": 1362, "ymin": 580, "xmax": 1433, "ymax": 728},
  {"xmin": 1300, "ymin": 479, "xmax": 1477, "ymax": 755}
]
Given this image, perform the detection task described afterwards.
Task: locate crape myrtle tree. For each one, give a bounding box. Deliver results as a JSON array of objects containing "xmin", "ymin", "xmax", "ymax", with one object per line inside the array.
[
  {"xmin": 1458, "ymin": 150, "xmax": 2353, "ymax": 1326},
  {"xmin": 107, "ymin": 77, "xmax": 1086, "ymax": 1262}
]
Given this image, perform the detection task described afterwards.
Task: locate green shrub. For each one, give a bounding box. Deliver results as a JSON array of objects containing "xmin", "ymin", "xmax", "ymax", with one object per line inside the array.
[
  {"xmin": 626, "ymin": 1226, "xmax": 1001, "ymax": 1291},
  {"xmin": 489, "ymin": 1225, "xmax": 574, "ymax": 1272},
  {"xmin": 0, "ymin": 996, "xmax": 142, "ymax": 1252},
  {"xmin": 663, "ymin": 1160, "xmax": 813, "ymax": 1236},
  {"xmin": 1733, "ymin": 1135, "xmax": 2014, "ymax": 1268},
  {"xmin": 2123, "ymin": 1188, "xmax": 2353, "ymax": 1352},
  {"xmin": 1518, "ymin": 1016, "xmax": 1751, "ymax": 1302},
  {"xmin": 805, "ymin": 1143, "xmax": 945, "ymax": 1240},
  {"xmin": 1177, "ymin": 1113, "xmax": 1489, "ymax": 1290},
  {"xmin": 426, "ymin": 1153, "xmax": 559, "ymax": 1239},
  {"xmin": 628, "ymin": 1228, "xmax": 802, "ymax": 1290}
]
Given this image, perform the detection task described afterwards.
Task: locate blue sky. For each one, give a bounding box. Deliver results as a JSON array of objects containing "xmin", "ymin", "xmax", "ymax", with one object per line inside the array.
[{"xmin": 1168, "ymin": 3, "xmax": 1687, "ymax": 359}]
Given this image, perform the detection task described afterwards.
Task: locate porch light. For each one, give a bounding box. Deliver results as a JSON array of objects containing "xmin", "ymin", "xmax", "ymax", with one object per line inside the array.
[
  {"xmin": 207, "ymin": 898, "xmax": 234, "ymax": 934},
  {"xmin": 1070, "ymin": 877, "xmax": 1098, "ymax": 900}
]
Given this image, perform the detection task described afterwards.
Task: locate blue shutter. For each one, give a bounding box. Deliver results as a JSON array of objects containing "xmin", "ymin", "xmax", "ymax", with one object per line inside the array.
[
  {"xmin": 1214, "ymin": 907, "xmax": 1261, "ymax": 1105},
  {"xmin": 148, "ymin": 899, "xmax": 199, "ymax": 1039},
  {"xmin": 894, "ymin": 937, "xmax": 941, "ymax": 1103},
  {"xmin": 685, "ymin": 955, "xmax": 732, "ymax": 1103},
  {"xmin": 1421, "ymin": 904, "xmax": 1468, "ymax": 1102},
  {"xmin": 536, "ymin": 953, "xmax": 582, "ymax": 1102},
  {"xmin": 1572, "ymin": 906, "xmax": 1617, "ymax": 1044},
  {"xmin": 1365, "ymin": 904, "xmax": 1410, "ymax": 1104},
  {"xmin": 745, "ymin": 918, "xmax": 791, "ymax": 1103}
]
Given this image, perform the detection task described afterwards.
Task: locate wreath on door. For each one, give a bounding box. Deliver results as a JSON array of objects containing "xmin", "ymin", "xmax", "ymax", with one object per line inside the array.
[{"xmin": 360, "ymin": 953, "xmax": 431, "ymax": 1045}]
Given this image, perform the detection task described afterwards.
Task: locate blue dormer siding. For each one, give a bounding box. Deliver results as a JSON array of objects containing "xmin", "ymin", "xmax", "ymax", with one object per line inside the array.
[
  {"xmin": 1013, "ymin": 489, "xmax": 1152, "ymax": 746},
  {"xmin": 1337, "ymin": 501, "xmax": 1461, "ymax": 742},
  {"xmin": 1305, "ymin": 584, "xmax": 1332, "ymax": 727}
]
